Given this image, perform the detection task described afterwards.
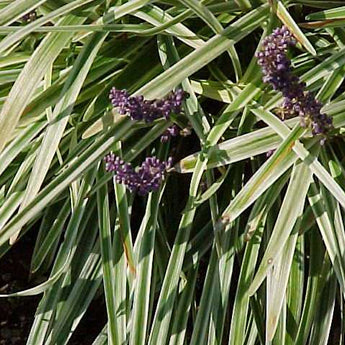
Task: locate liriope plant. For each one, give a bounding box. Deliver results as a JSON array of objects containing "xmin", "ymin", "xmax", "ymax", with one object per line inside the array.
[{"xmin": 1, "ymin": 0, "xmax": 345, "ymax": 344}]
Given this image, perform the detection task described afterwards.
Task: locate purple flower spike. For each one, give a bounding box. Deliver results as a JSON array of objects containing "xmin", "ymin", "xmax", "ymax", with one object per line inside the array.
[
  {"xmin": 257, "ymin": 26, "xmax": 333, "ymax": 142},
  {"xmin": 104, "ymin": 153, "xmax": 172, "ymax": 195},
  {"xmin": 257, "ymin": 26, "xmax": 297, "ymax": 97},
  {"xmin": 109, "ymin": 88, "xmax": 187, "ymax": 123},
  {"xmin": 160, "ymin": 124, "xmax": 180, "ymax": 143},
  {"xmin": 136, "ymin": 156, "xmax": 172, "ymax": 195}
]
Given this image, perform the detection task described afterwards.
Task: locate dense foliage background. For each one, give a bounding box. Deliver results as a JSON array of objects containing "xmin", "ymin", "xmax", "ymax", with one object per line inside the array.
[{"xmin": 1, "ymin": 0, "xmax": 345, "ymax": 344}]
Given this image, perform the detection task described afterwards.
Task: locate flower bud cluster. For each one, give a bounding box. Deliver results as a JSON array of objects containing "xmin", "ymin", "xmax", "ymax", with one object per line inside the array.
[
  {"xmin": 160, "ymin": 124, "xmax": 180, "ymax": 143},
  {"xmin": 109, "ymin": 88, "xmax": 186, "ymax": 123},
  {"xmin": 104, "ymin": 153, "xmax": 172, "ymax": 195},
  {"xmin": 257, "ymin": 26, "xmax": 333, "ymax": 141},
  {"xmin": 22, "ymin": 11, "xmax": 37, "ymax": 23}
]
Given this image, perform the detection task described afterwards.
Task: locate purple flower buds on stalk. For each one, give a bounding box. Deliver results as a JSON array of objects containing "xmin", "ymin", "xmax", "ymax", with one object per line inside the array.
[
  {"xmin": 104, "ymin": 153, "xmax": 172, "ymax": 195},
  {"xmin": 256, "ymin": 26, "xmax": 297, "ymax": 96},
  {"xmin": 160, "ymin": 124, "xmax": 180, "ymax": 143},
  {"xmin": 109, "ymin": 88, "xmax": 186, "ymax": 123},
  {"xmin": 257, "ymin": 26, "xmax": 333, "ymax": 142}
]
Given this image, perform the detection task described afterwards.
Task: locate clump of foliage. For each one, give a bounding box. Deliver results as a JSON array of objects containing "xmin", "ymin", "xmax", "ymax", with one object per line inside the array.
[{"xmin": 1, "ymin": 0, "xmax": 345, "ymax": 344}]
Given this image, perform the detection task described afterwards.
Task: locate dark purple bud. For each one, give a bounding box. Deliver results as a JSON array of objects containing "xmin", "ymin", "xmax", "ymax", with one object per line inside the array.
[{"xmin": 266, "ymin": 149, "xmax": 275, "ymax": 158}]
